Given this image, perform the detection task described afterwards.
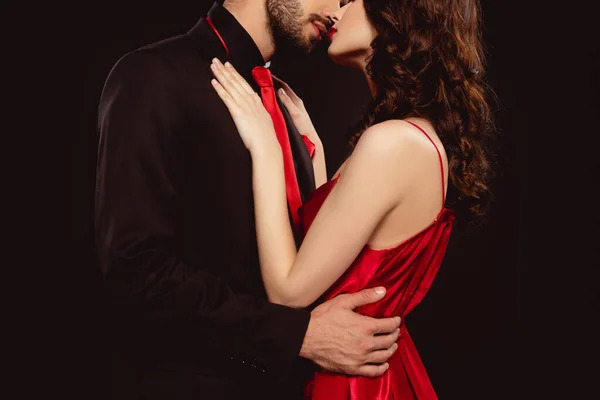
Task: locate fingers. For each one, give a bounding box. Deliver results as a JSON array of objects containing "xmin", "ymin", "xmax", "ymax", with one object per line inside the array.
[
  {"xmin": 338, "ymin": 287, "xmax": 386, "ymax": 310},
  {"xmin": 210, "ymin": 58, "xmax": 246, "ymax": 100},
  {"xmin": 211, "ymin": 79, "xmax": 239, "ymax": 114},
  {"xmin": 223, "ymin": 61, "xmax": 256, "ymax": 96},
  {"xmin": 352, "ymin": 362, "xmax": 390, "ymax": 378},
  {"xmin": 371, "ymin": 329, "xmax": 400, "ymax": 350},
  {"xmin": 365, "ymin": 343, "xmax": 398, "ymax": 364},
  {"xmin": 278, "ymin": 89, "xmax": 299, "ymax": 113},
  {"xmin": 370, "ymin": 316, "xmax": 401, "ymax": 335},
  {"xmin": 272, "ymin": 74, "xmax": 290, "ymax": 90},
  {"xmin": 272, "ymin": 75, "xmax": 303, "ymax": 107}
]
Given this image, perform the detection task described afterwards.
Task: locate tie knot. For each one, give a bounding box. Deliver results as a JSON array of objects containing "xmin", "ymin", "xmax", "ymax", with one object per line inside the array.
[{"xmin": 252, "ymin": 66, "xmax": 274, "ymax": 88}]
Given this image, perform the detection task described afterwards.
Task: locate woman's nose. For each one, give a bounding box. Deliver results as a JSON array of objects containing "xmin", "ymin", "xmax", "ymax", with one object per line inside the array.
[{"xmin": 323, "ymin": 10, "xmax": 340, "ymax": 24}]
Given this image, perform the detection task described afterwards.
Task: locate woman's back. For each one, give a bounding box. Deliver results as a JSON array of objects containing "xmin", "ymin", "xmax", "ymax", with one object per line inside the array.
[{"xmin": 300, "ymin": 120, "xmax": 455, "ymax": 399}]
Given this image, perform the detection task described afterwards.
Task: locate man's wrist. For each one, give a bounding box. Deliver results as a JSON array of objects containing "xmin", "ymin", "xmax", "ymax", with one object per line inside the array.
[{"xmin": 298, "ymin": 313, "xmax": 313, "ymax": 360}]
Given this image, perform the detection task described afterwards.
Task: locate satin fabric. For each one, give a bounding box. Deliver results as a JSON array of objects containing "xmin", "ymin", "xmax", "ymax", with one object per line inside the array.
[
  {"xmin": 299, "ymin": 173, "xmax": 455, "ymax": 399},
  {"xmin": 302, "ymin": 135, "xmax": 316, "ymax": 158},
  {"xmin": 252, "ymin": 66, "xmax": 304, "ymax": 230}
]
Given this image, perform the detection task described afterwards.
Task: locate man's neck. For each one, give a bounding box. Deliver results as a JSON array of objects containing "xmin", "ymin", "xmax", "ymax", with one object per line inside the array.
[{"xmin": 223, "ymin": 1, "xmax": 275, "ymax": 62}]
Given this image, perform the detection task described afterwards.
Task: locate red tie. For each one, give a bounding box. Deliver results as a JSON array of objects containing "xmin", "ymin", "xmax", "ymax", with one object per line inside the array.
[{"xmin": 252, "ymin": 66, "xmax": 303, "ymax": 231}]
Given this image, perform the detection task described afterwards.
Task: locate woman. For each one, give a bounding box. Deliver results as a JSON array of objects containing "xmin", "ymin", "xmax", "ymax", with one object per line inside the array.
[{"xmin": 210, "ymin": 0, "xmax": 494, "ymax": 398}]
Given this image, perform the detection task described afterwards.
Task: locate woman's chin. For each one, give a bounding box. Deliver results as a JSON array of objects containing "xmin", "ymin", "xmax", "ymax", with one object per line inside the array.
[
  {"xmin": 328, "ymin": 47, "xmax": 343, "ymax": 63},
  {"xmin": 327, "ymin": 48, "xmax": 353, "ymax": 69}
]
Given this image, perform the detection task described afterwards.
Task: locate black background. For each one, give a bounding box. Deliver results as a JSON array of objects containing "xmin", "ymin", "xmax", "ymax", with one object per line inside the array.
[{"xmin": 72, "ymin": 1, "xmax": 598, "ymax": 398}]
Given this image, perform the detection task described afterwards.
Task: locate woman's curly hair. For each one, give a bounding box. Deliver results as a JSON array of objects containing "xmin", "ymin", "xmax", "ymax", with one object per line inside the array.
[{"xmin": 351, "ymin": 0, "xmax": 496, "ymax": 221}]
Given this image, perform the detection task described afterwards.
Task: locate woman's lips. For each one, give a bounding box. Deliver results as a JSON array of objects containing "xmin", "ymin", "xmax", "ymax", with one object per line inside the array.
[{"xmin": 328, "ymin": 27, "xmax": 337, "ymax": 41}]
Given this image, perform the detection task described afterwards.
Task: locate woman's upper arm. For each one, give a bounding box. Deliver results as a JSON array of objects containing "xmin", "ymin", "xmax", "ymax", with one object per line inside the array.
[{"xmin": 282, "ymin": 123, "xmax": 420, "ymax": 307}]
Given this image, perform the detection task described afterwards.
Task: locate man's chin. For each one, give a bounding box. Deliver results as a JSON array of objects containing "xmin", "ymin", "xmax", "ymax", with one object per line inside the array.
[
  {"xmin": 274, "ymin": 34, "xmax": 316, "ymax": 56},
  {"xmin": 297, "ymin": 34, "xmax": 329, "ymax": 55},
  {"xmin": 298, "ymin": 41, "xmax": 317, "ymax": 55}
]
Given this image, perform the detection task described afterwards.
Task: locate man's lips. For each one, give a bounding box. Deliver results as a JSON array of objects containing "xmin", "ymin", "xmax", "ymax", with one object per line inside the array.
[
  {"xmin": 328, "ymin": 27, "xmax": 337, "ymax": 41},
  {"xmin": 312, "ymin": 22, "xmax": 328, "ymax": 39}
]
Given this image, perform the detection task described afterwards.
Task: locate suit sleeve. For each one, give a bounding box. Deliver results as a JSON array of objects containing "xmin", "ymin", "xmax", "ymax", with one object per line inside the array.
[{"xmin": 95, "ymin": 50, "xmax": 310, "ymax": 380}]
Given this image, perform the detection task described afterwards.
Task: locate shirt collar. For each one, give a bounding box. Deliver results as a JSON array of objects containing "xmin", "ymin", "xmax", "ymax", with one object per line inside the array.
[{"xmin": 206, "ymin": 2, "xmax": 268, "ymax": 76}]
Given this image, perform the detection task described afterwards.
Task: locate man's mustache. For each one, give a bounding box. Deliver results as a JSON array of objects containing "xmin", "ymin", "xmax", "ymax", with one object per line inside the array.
[{"xmin": 308, "ymin": 14, "xmax": 333, "ymax": 31}]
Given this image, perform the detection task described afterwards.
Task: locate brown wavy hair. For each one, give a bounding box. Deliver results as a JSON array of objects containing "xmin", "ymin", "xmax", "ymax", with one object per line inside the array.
[{"xmin": 351, "ymin": 0, "xmax": 496, "ymax": 221}]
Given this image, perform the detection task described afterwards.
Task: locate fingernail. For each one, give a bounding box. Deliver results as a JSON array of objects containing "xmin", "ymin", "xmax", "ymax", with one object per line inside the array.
[
  {"xmin": 211, "ymin": 63, "xmax": 217, "ymax": 70},
  {"xmin": 375, "ymin": 287, "xmax": 385, "ymax": 296},
  {"xmin": 212, "ymin": 58, "xmax": 218, "ymax": 64},
  {"xmin": 211, "ymin": 79, "xmax": 217, "ymax": 85},
  {"xmin": 279, "ymin": 88, "xmax": 285, "ymax": 94},
  {"xmin": 393, "ymin": 343, "xmax": 398, "ymax": 350},
  {"xmin": 384, "ymin": 363, "xmax": 389, "ymax": 370},
  {"xmin": 225, "ymin": 62, "xmax": 232, "ymax": 68}
]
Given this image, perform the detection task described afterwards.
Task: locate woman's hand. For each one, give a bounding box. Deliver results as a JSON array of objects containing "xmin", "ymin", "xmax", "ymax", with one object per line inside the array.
[
  {"xmin": 274, "ymin": 75, "xmax": 327, "ymax": 188},
  {"xmin": 210, "ymin": 58, "xmax": 280, "ymax": 157},
  {"xmin": 273, "ymin": 75, "xmax": 322, "ymax": 148}
]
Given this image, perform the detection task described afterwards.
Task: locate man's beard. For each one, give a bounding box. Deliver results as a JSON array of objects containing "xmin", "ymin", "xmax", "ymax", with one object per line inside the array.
[{"xmin": 266, "ymin": 0, "xmax": 323, "ymax": 54}]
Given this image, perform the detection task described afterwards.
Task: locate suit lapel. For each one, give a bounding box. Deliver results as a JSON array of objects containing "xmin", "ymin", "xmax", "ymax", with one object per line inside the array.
[{"xmin": 187, "ymin": 11, "xmax": 316, "ymax": 205}]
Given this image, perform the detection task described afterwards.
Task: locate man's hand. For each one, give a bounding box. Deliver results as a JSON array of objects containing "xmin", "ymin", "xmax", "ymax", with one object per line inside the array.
[{"xmin": 299, "ymin": 287, "xmax": 401, "ymax": 377}]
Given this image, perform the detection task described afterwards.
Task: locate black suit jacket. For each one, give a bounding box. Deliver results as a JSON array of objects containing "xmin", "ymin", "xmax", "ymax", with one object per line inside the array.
[{"xmin": 95, "ymin": 3, "xmax": 316, "ymax": 399}]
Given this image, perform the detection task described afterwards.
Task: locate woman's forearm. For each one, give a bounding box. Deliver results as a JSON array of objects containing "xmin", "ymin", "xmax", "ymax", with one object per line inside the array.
[{"xmin": 251, "ymin": 150, "xmax": 298, "ymax": 304}]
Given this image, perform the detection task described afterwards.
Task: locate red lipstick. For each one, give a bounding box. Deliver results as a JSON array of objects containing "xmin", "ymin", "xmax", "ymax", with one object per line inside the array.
[{"xmin": 328, "ymin": 27, "xmax": 337, "ymax": 41}]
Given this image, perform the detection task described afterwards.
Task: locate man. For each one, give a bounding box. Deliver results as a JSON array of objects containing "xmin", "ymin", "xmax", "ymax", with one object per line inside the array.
[{"xmin": 95, "ymin": 1, "xmax": 400, "ymax": 398}]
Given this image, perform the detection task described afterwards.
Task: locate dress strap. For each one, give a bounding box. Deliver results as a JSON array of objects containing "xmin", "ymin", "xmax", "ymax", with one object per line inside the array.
[{"xmin": 404, "ymin": 120, "xmax": 446, "ymax": 207}]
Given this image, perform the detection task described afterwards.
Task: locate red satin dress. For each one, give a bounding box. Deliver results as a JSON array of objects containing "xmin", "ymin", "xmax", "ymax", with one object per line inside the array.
[{"xmin": 299, "ymin": 121, "xmax": 455, "ymax": 400}]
